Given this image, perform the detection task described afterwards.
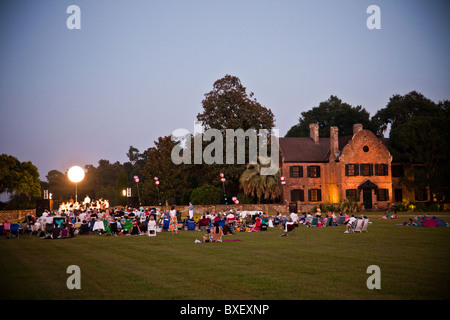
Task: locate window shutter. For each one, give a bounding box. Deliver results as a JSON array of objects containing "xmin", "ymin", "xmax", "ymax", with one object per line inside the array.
[
  {"xmin": 375, "ymin": 164, "xmax": 379, "ymax": 176},
  {"xmin": 290, "ymin": 190, "xmax": 295, "ymax": 202},
  {"xmin": 289, "ymin": 166, "xmax": 294, "ymax": 178},
  {"xmin": 307, "ymin": 166, "xmax": 310, "ymax": 177},
  {"xmin": 308, "ymin": 189, "xmax": 311, "ymax": 201},
  {"xmin": 384, "ymin": 164, "xmax": 388, "ymax": 176},
  {"xmin": 355, "ymin": 164, "xmax": 359, "ymax": 176},
  {"xmin": 317, "ymin": 189, "xmax": 322, "ymax": 202},
  {"xmin": 345, "ymin": 164, "xmax": 349, "ymax": 176},
  {"xmin": 300, "ymin": 190, "xmax": 304, "ymax": 202},
  {"xmin": 299, "ymin": 166, "xmax": 303, "ymax": 178},
  {"xmin": 369, "ymin": 164, "xmax": 373, "ymax": 176},
  {"xmin": 317, "ymin": 166, "xmax": 321, "ymax": 178}
]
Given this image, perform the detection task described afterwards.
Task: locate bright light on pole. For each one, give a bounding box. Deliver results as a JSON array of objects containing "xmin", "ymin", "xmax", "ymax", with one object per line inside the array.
[
  {"xmin": 220, "ymin": 173, "xmax": 228, "ymax": 204},
  {"xmin": 154, "ymin": 177, "xmax": 161, "ymax": 206},
  {"xmin": 68, "ymin": 166, "xmax": 85, "ymax": 203}
]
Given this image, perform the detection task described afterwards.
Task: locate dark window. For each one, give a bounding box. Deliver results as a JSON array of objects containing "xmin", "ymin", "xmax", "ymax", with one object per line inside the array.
[
  {"xmin": 377, "ymin": 189, "xmax": 389, "ymax": 201},
  {"xmin": 289, "ymin": 166, "xmax": 303, "ymax": 178},
  {"xmin": 290, "ymin": 189, "xmax": 304, "ymax": 202},
  {"xmin": 345, "ymin": 164, "xmax": 359, "ymax": 176},
  {"xmin": 391, "ymin": 165, "xmax": 404, "ymax": 177},
  {"xmin": 307, "ymin": 166, "xmax": 321, "ymax": 178},
  {"xmin": 375, "ymin": 164, "xmax": 389, "ymax": 176},
  {"xmin": 360, "ymin": 163, "xmax": 373, "ymax": 176},
  {"xmin": 308, "ymin": 189, "xmax": 322, "ymax": 202},
  {"xmin": 345, "ymin": 189, "xmax": 358, "ymax": 200},
  {"xmin": 394, "ymin": 189, "xmax": 403, "ymax": 202}
]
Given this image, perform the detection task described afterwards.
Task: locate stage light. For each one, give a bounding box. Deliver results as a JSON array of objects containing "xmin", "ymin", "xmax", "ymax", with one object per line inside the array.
[
  {"xmin": 68, "ymin": 166, "xmax": 85, "ymax": 203},
  {"xmin": 68, "ymin": 166, "xmax": 85, "ymax": 183}
]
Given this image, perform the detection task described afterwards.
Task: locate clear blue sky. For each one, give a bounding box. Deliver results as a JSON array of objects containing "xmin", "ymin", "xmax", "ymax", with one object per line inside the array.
[{"xmin": 1, "ymin": 0, "xmax": 449, "ymax": 181}]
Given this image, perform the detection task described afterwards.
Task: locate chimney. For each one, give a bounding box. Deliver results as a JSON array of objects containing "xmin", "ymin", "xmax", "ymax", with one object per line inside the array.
[
  {"xmin": 309, "ymin": 123, "xmax": 319, "ymax": 143},
  {"xmin": 330, "ymin": 126, "xmax": 339, "ymax": 161},
  {"xmin": 353, "ymin": 123, "xmax": 363, "ymax": 136}
]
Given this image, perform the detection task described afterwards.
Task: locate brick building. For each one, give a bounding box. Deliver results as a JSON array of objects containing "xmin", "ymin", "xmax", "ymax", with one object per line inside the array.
[{"xmin": 279, "ymin": 123, "xmax": 394, "ymax": 211}]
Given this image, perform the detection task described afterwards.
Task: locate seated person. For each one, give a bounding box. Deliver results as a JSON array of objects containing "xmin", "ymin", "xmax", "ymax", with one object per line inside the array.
[
  {"xmin": 130, "ymin": 218, "xmax": 141, "ymax": 235},
  {"xmin": 304, "ymin": 213, "xmax": 313, "ymax": 226},
  {"xmin": 260, "ymin": 215, "xmax": 269, "ymax": 231},
  {"xmin": 284, "ymin": 218, "xmax": 295, "ymax": 232},
  {"xmin": 3, "ymin": 219, "xmax": 11, "ymax": 237},
  {"xmin": 222, "ymin": 221, "xmax": 234, "ymax": 235},
  {"xmin": 249, "ymin": 215, "xmax": 261, "ymax": 232},
  {"xmin": 344, "ymin": 215, "xmax": 357, "ymax": 233},
  {"xmin": 202, "ymin": 229, "xmax": 211, "ymax": 243},
  {"xmin": 211, "ymin": 222, "xmax": 223, "ymax": 242},
  {"xmin": 147, "ymin": 216, "xmax": 157, "ymax": 235},
  {"xmin": 79, "ymin": 220, "xmax": 89, "ymax": 235}
]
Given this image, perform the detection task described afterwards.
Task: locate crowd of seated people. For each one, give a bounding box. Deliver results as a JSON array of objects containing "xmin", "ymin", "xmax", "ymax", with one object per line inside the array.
[{"xmin": 5, "ymin": 205, "xmax": 380, "ymax": 240}]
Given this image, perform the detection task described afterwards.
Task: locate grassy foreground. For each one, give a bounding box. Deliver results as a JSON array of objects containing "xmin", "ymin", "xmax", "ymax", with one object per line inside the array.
[{"xmin": 0, "ymin": 214, "xmax": 449, "ymax": 300}]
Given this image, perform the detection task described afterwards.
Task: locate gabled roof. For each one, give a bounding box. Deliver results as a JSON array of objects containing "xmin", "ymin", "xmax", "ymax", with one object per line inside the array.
[
  {"xmin": 279, "ymin": 136, "xmax": 352, "ymax": 162},
  {"xmin": 358, "ymin": 180, "xmax": 378, "ymax": 189},
  {"xmin": 279, "ymin": 135, "xmax": 390, "ymax": 163}
]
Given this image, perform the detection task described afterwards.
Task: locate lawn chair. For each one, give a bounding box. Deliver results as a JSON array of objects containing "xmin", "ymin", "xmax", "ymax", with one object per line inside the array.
[
  {"xmin": 163, "ymin": 219, "xmax": 170, "ymax": 231},
  {"xmin": 310, "ymin": 217, "xmax": 318, "ymax": 227},
  {"xmin": 284, "ymin": 221, "xmax": 295, "ymax": 233},
  {"xmin": 199, "ymin": 218, "xmax": 211, "ymax": 231},
  {"xmin": 109, "ymin": 221, "xmax": 119, "ymax": 235},
  {"xmin": 336, "ymin": 216, "xmax": 345, "ymax": 226},
  {"xmin": 147, "ymin": 221, "xmax": 157, "ymax": 236},
  {"xmin": 347, "ymin": 220, "xmax": 358, "ymax": 233},
  {"xmin": 9, "ymin": 224, "xmax": 20, "ymax": 238},
  {"xmin": 186, "ymin": 219, "xmax": 196, "ymax": 231},
  {"xmin": 45, "ymin": 223, "xmax": 54, "ymax": 237},
  {"xmin": 360, "ymin": 218, "xmax": 370, "ymax": 232},
  {"xmin": 353, "ymin": 219, "xmax": 364, "ymax": 232}
]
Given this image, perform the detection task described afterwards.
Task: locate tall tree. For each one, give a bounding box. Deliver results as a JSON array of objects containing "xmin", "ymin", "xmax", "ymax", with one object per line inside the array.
[
  {"xmin": 377, "ymin": 93, "xmax": 450, "ymax": 201},
  {"xmin": 0, "ymin": 154, "xmax": 41, "ymax": 201},
  {"xmin": 371, "ymin": 91, "xmax": 439, "ymax": 137},
  {"xmin": 285, "ymin": 95, "xmax": 378, "ymax": 137},
  {"xmin": 142, "ymin": 136, "xmax": 195, "ymax": 205},
  {"xmin": 196, "ymin": 75, "xmax": 276, "ymax": 197},
  {"xmin": 197, "ymin": 74, "xmax": 275, "ymax": 131}
]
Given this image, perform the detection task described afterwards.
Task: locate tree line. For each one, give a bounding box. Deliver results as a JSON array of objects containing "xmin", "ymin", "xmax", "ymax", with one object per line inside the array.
[{"xmin": 1, "ymin": 75, "xmax": 448, "ymax": 209}]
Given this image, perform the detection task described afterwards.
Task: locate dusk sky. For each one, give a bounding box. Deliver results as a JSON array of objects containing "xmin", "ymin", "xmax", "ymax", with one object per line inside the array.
[{"xmin": 1, "ymin": 0, "xmax": 449, "ymax": 182}]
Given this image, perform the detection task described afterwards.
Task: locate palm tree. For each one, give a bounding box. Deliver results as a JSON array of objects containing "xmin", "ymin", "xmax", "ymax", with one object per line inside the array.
[{"xmin": 239, "ymin": 159, "xmax": 281, "ymax": 204}]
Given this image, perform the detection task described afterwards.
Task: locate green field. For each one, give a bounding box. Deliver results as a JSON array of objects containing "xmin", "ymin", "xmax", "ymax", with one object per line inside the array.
[{"xmin": 1, "ymin": 214, "xmax": 449, "ymax": 300}]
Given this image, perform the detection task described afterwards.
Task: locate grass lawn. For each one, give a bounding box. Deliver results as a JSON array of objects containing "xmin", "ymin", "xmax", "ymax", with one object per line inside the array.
[{"xmin": 0, "ymin": 213, "xmax": 449, "ymax": 300}]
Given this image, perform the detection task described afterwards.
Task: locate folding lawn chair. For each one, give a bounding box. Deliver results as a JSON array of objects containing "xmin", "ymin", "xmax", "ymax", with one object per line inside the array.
[{"xmin": 11, "ymin": 224, "xmax": 21, "ymax": 238}]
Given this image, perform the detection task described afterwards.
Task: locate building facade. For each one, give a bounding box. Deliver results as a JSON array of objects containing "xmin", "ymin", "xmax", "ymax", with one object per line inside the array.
[{"xmin": 279, "ymin": 123, "xmax": 393, "ymax": 211}]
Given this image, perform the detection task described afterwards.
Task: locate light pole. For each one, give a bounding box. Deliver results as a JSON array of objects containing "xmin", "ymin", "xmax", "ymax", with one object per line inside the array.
[
  {"xmin": 68, "ymin": 166, "xmax": 85, "ymax": 203},
  {"xmin": 134, "ymin": 175, "xmax": 141, "ymax": 205},
  {"xmin": 154, "ymin": 177, "xmax": 161, "ymax": 206},
  {"xmin": 220, "ymin": 173, "xmax": 228, "ymax": 204}
]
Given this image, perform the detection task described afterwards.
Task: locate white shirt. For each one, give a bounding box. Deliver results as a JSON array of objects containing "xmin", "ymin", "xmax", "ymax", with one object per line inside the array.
[{"xmin": 290, "ymin": 213, "xmax": 299, "ymax": 223}]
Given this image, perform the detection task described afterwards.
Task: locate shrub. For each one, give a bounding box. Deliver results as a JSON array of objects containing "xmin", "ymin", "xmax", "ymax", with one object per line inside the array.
[{"xmin": 190, "ymin": 184, "xmax": 223, "ymax": 205}]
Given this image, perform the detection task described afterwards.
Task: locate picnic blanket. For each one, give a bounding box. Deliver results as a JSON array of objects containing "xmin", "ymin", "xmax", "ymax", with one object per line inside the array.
[{"xmin": 422, "ymin": 219, "xmax": 438, "ymax": 227}]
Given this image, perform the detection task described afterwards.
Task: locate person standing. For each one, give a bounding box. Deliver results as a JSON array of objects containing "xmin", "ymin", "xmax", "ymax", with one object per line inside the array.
[
  {"xmin": 169, "ymin": 205, "xmax": 178, "ymax": 235},
  {"xmin": 188, "ymin": 202, "xmax": 194, "ymax": 220}
]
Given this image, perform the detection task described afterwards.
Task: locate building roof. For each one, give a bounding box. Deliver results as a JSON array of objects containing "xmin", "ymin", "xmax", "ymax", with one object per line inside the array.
[{"xmin": 279, "ymin": 135, "xmax": 389, "ymax": 163}]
